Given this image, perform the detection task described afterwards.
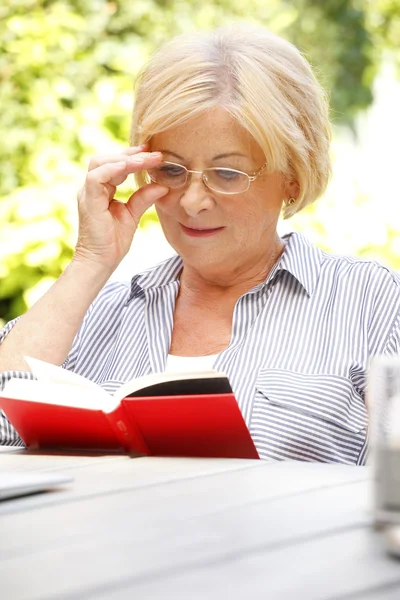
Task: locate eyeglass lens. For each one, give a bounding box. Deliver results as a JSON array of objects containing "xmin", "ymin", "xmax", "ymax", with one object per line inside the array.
[{"xmin": 147, "ymin": 163, "xmax": 250, "ymax": 193}]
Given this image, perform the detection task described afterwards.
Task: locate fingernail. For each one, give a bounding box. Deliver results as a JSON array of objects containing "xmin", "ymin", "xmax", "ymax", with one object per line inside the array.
[{"xmin": 150, "ymin": 152, "xmax": 162, "ymax": 158}]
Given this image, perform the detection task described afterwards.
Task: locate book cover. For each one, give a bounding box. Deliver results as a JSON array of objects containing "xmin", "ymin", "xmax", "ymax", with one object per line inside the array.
[{"xmin": 0, "ymin": 357, "xmax": 259, "ymax": 459}]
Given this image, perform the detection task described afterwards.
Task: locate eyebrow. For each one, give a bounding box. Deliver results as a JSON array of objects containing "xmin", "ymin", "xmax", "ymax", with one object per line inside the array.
[
  {"xmin": 213, "ymin": 152, "xmax": 247, "ymax": 160},
  {"xmin": 159, "ymin": 150, "xmax": 185, "ymax": 161},
  {"xmin": 159, "ymin": 150, "xmax": 247, "ymax": 161}
]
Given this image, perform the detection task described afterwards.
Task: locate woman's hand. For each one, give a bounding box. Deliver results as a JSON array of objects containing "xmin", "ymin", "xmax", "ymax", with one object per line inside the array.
[
  {"xmin": 74, "ymin": 145, "xmax": 168, "ymax": 271},
  {"xmin": 0, "ymin": 146, "xmax": 168, "ymax": 372}
]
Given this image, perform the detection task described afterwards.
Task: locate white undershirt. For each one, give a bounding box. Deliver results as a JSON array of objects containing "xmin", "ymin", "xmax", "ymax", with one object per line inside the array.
[{"xmin": 165, "ymin": 354, "xmax": 219, "ymax": 373}]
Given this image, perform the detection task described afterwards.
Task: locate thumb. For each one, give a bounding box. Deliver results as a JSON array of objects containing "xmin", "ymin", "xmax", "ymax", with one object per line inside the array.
[{"xmin": 125, "ymin": 184, "xmax": 169, "ymax": 225}]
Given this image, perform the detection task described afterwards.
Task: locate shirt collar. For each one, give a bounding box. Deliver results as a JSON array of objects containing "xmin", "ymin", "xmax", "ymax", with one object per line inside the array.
[
  {"xmin": 126, "ymin": 254, "xmax": 183, "ymax": 303},
  {"xmin": 278, "ymin": 232, "xmax": 324, "ymax": 297},
  {"xmin": 125, "ymin": 231, "xmax": 323, "ymax": 304}
]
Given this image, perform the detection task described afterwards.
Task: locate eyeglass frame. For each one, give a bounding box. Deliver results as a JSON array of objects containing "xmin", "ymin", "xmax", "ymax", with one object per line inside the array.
[{"xmin": 146, "ymin": 160, "xmax": 268, "ymax": 195}]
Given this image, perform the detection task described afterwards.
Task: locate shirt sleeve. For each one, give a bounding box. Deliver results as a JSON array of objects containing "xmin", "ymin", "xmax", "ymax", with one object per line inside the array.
[
  {"xmin": 0, "ymin": 304, "xmax": 92, "ymax": 445},
  {"xmin": 0, "ymin": 316, "xmax": 39, "ymax": 391},
  {"xmin": 0, "ymin": 307, "xmax": 92, "ymax": 446},
  {"xmin": 0, "ymin": 318, "xmax": 35, "ymax": 445},
  {"xmin": 0, "ymin": 280, "xmax": 129, "ymax": 445}
]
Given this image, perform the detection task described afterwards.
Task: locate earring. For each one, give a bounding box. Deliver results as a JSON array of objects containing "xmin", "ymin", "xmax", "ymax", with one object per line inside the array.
[{"xmin": 286, "ymin": 197, "xmax": 296, "ymax": 206}]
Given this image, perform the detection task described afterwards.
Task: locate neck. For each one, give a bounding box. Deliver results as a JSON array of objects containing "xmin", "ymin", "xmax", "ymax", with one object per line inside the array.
[{"xmin": 179, "ymin": 235, "xmax": 285, "ymax": 302}]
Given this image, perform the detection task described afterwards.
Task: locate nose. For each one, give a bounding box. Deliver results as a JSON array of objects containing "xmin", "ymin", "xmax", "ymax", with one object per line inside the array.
[{"xmin": 179, "ymin": 174, "xmax": 214, "ymax": 217}]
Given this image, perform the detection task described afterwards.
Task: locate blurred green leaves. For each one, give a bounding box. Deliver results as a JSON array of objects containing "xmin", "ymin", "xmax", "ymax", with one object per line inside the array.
[{"xmin": 0, "ymin": 0, "xmax": 399, "ymax": 321}]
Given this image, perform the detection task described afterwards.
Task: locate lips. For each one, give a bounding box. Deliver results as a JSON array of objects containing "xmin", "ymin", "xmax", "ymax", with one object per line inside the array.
[{"xmin": 180, "ymin": 223, "xmax": 225, "ymax": 237}]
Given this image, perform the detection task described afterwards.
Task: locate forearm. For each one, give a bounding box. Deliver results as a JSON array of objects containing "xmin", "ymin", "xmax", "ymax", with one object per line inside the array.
[
  {"xmin": 0, "ymin": 258, "xmax": 113, "ymax": 371},
  {"xmin": 0, "ymin": 147, "xmax": 166, "ymax": 373}
]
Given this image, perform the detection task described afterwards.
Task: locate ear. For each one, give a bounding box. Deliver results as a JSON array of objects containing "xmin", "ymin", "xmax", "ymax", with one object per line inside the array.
[{"xmin": 284, "ymin": 178, "xmax": 300, "ymax": 202}]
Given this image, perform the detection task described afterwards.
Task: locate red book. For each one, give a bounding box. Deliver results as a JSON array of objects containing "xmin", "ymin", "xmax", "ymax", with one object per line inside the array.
[{"xmin": 0, "ymin": 357, "xmax": 259, "ymax": 459}]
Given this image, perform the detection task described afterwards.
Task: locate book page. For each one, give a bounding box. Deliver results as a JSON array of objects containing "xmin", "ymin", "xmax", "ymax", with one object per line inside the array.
[
  {"xmin": 19, "ymin": 358, "xmax": 227, "ymax": 409},
  {"xmin": 24, "ymin": 356, "xmax": 102, "ymax": 390},
  {"xmin": 0, "ymin": 356, "xmax": 116, "ymax": 411},
  {"xmin": 2, "ymin": 378, "xmax": 113, "ymax": 410},
  {"xmin": 114, "ymin": 369, "xmax": 226, "ymax": 403}
]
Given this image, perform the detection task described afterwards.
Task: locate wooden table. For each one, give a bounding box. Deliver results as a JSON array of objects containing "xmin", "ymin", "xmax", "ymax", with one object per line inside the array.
[{"xmin": 1, "ymin": 448, "xmax": 399, "ymax": 600}]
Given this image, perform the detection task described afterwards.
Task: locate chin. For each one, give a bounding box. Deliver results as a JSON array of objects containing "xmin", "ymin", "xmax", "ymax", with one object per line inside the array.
[{"xmin": 182, "ymin": 248, "xmax": 230, "ymax": 273}]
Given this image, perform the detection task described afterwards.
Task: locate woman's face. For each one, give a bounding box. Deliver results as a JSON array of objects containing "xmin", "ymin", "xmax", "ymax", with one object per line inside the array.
[{"xmin": 150, "ymin": 107, "xmax": 288, "ymax": 279}]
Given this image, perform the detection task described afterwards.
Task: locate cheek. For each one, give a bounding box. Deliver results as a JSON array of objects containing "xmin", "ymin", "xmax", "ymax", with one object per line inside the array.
[
  {"xmin": 244, "ymin": 187, "xmax": 282, "ymax": 219},
  {"xmin": 224, "ymin": 196, "xmax": 280, "ymax": 242},
  {"xmin": 226, "ymin": 194, "xmax": 267, "ymax": 224}
]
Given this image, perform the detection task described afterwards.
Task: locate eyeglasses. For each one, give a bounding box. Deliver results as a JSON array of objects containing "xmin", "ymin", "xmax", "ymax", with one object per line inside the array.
[{"xmin": 146, "ymin": 161, "xmax": 267, "ymax": 195}]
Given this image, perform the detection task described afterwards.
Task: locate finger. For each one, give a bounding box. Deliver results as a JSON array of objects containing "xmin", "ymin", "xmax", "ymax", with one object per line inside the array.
[
  {"xmin": 125, "ymin": 184, "xmax": 169, "ymax": 226},
  {"xmin": 87, "ymin": 147, "xmax": 143, "ymax": 171},
  {"xmin": 124, "ymin": 143, "xmax": 149, "ymax": 156},
  {"xmin": 89, "ymin": 151, "xmax": 162, "ymax": 177},
  {"xmin": 125, "ymin": 151, "xmax": 163, "ymax": 170},
  {"xmin": 108, "ymin": 152, "xmax": 163, "ymax": 186},
  {"xmin": 85, "ymin": 152, "xmax": 162, "ymax": 193},
  {"xmin": 88, "ymin": 144, "xmax": 149, "ymax": 170},
  {"xmin": 83, "ymin": 162, "xmax": 130, "ymax": 209}
]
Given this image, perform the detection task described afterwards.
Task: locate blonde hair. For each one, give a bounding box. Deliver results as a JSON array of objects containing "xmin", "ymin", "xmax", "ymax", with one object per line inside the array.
[{"xmin": 131, "ymin": 23, "xmax": 331, "ymax": 218}]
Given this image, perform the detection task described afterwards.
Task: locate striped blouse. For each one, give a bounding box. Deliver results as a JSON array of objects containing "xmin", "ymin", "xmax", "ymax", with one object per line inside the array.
[{"xmin": 1, "ymin": 232, "xmax": 400, "ymax": 464}]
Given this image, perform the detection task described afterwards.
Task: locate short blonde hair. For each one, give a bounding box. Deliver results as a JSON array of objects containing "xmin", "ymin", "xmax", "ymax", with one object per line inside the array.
[{"xmin": 131, "ymin": 23, "xmax": 331, "ymax": 218}]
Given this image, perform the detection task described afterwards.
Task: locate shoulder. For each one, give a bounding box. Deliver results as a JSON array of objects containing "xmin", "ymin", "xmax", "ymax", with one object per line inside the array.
[
  {"xmin": 281, "ymin": 232, "xmax": 400, "ymax": 303},
  {"xmin": 287, "ymin": 231, "xmax": 400, "ymax": 291},
  {"xmin": 320, "ymin": 246, "xmax": 400, "ymax": 292},
  {"xmin": 286, "ymin": 233, "xmax": 400, "ymax": 354}
]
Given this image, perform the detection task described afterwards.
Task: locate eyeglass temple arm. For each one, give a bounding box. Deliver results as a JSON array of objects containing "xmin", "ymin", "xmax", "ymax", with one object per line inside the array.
[{"xmin": 248, "ymin": 162, "xmax": 268, "ymax": 181}]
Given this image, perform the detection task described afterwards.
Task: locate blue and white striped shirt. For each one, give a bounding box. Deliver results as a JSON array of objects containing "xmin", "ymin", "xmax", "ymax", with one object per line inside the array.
[{"xmin": 1, "ymin": 232, "xmax": 400, "ymax": 464}]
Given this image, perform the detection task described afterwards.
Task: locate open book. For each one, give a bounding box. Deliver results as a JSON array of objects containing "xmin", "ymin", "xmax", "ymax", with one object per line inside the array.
[{"xmin": 0, "ymin": 357, "xmax": 259, "ymax": 459}]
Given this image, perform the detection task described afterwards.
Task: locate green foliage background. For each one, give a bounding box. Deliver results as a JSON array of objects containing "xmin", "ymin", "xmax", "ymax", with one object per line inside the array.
[{"xmin": 0, "ymin": 0, "xmax": 399, "ymax": 322}]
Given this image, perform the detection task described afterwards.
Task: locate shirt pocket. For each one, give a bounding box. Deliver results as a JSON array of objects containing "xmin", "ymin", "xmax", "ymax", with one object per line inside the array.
[{"xmin": 250, "ymin": 368, "xmax": 368, "ymax": 464}]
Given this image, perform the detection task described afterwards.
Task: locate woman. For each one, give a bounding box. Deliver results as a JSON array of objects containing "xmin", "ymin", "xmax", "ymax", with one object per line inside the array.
[{"xmin": 1, "ymin": 24, "xmax": 399, "ymax": 462}]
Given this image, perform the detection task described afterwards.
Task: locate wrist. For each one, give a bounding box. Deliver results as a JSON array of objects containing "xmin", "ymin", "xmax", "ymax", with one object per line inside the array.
[
  {"xmin": 72, "ymin": 247, "xmax": 118, "ymax": 274},
  {"xmin": 70, "ymin": 250, "xmax": 116, "ymax": 285}
]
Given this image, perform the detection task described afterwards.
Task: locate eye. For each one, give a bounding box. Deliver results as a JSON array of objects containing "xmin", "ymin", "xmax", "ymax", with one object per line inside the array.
[
  {"xmin": 159, "ymin": 164, "xmax": 186, "ymax": 177},
  {"xmin": 214, "ymin": 168, "xmax": 242, "ymax": 180}
]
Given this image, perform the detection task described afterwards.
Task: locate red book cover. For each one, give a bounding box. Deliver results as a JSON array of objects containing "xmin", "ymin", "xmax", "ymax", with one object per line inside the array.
[
  {"xmin": 119, "ymin": 393, "xmax": 258, "ymax": 458},
  {"xmin": 0, "ymin": 375, "xmax": 259, "ymax": 459},
  {"xmin": 0, "ymin": 397, "xmax": 123, "ymax": 452}
]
